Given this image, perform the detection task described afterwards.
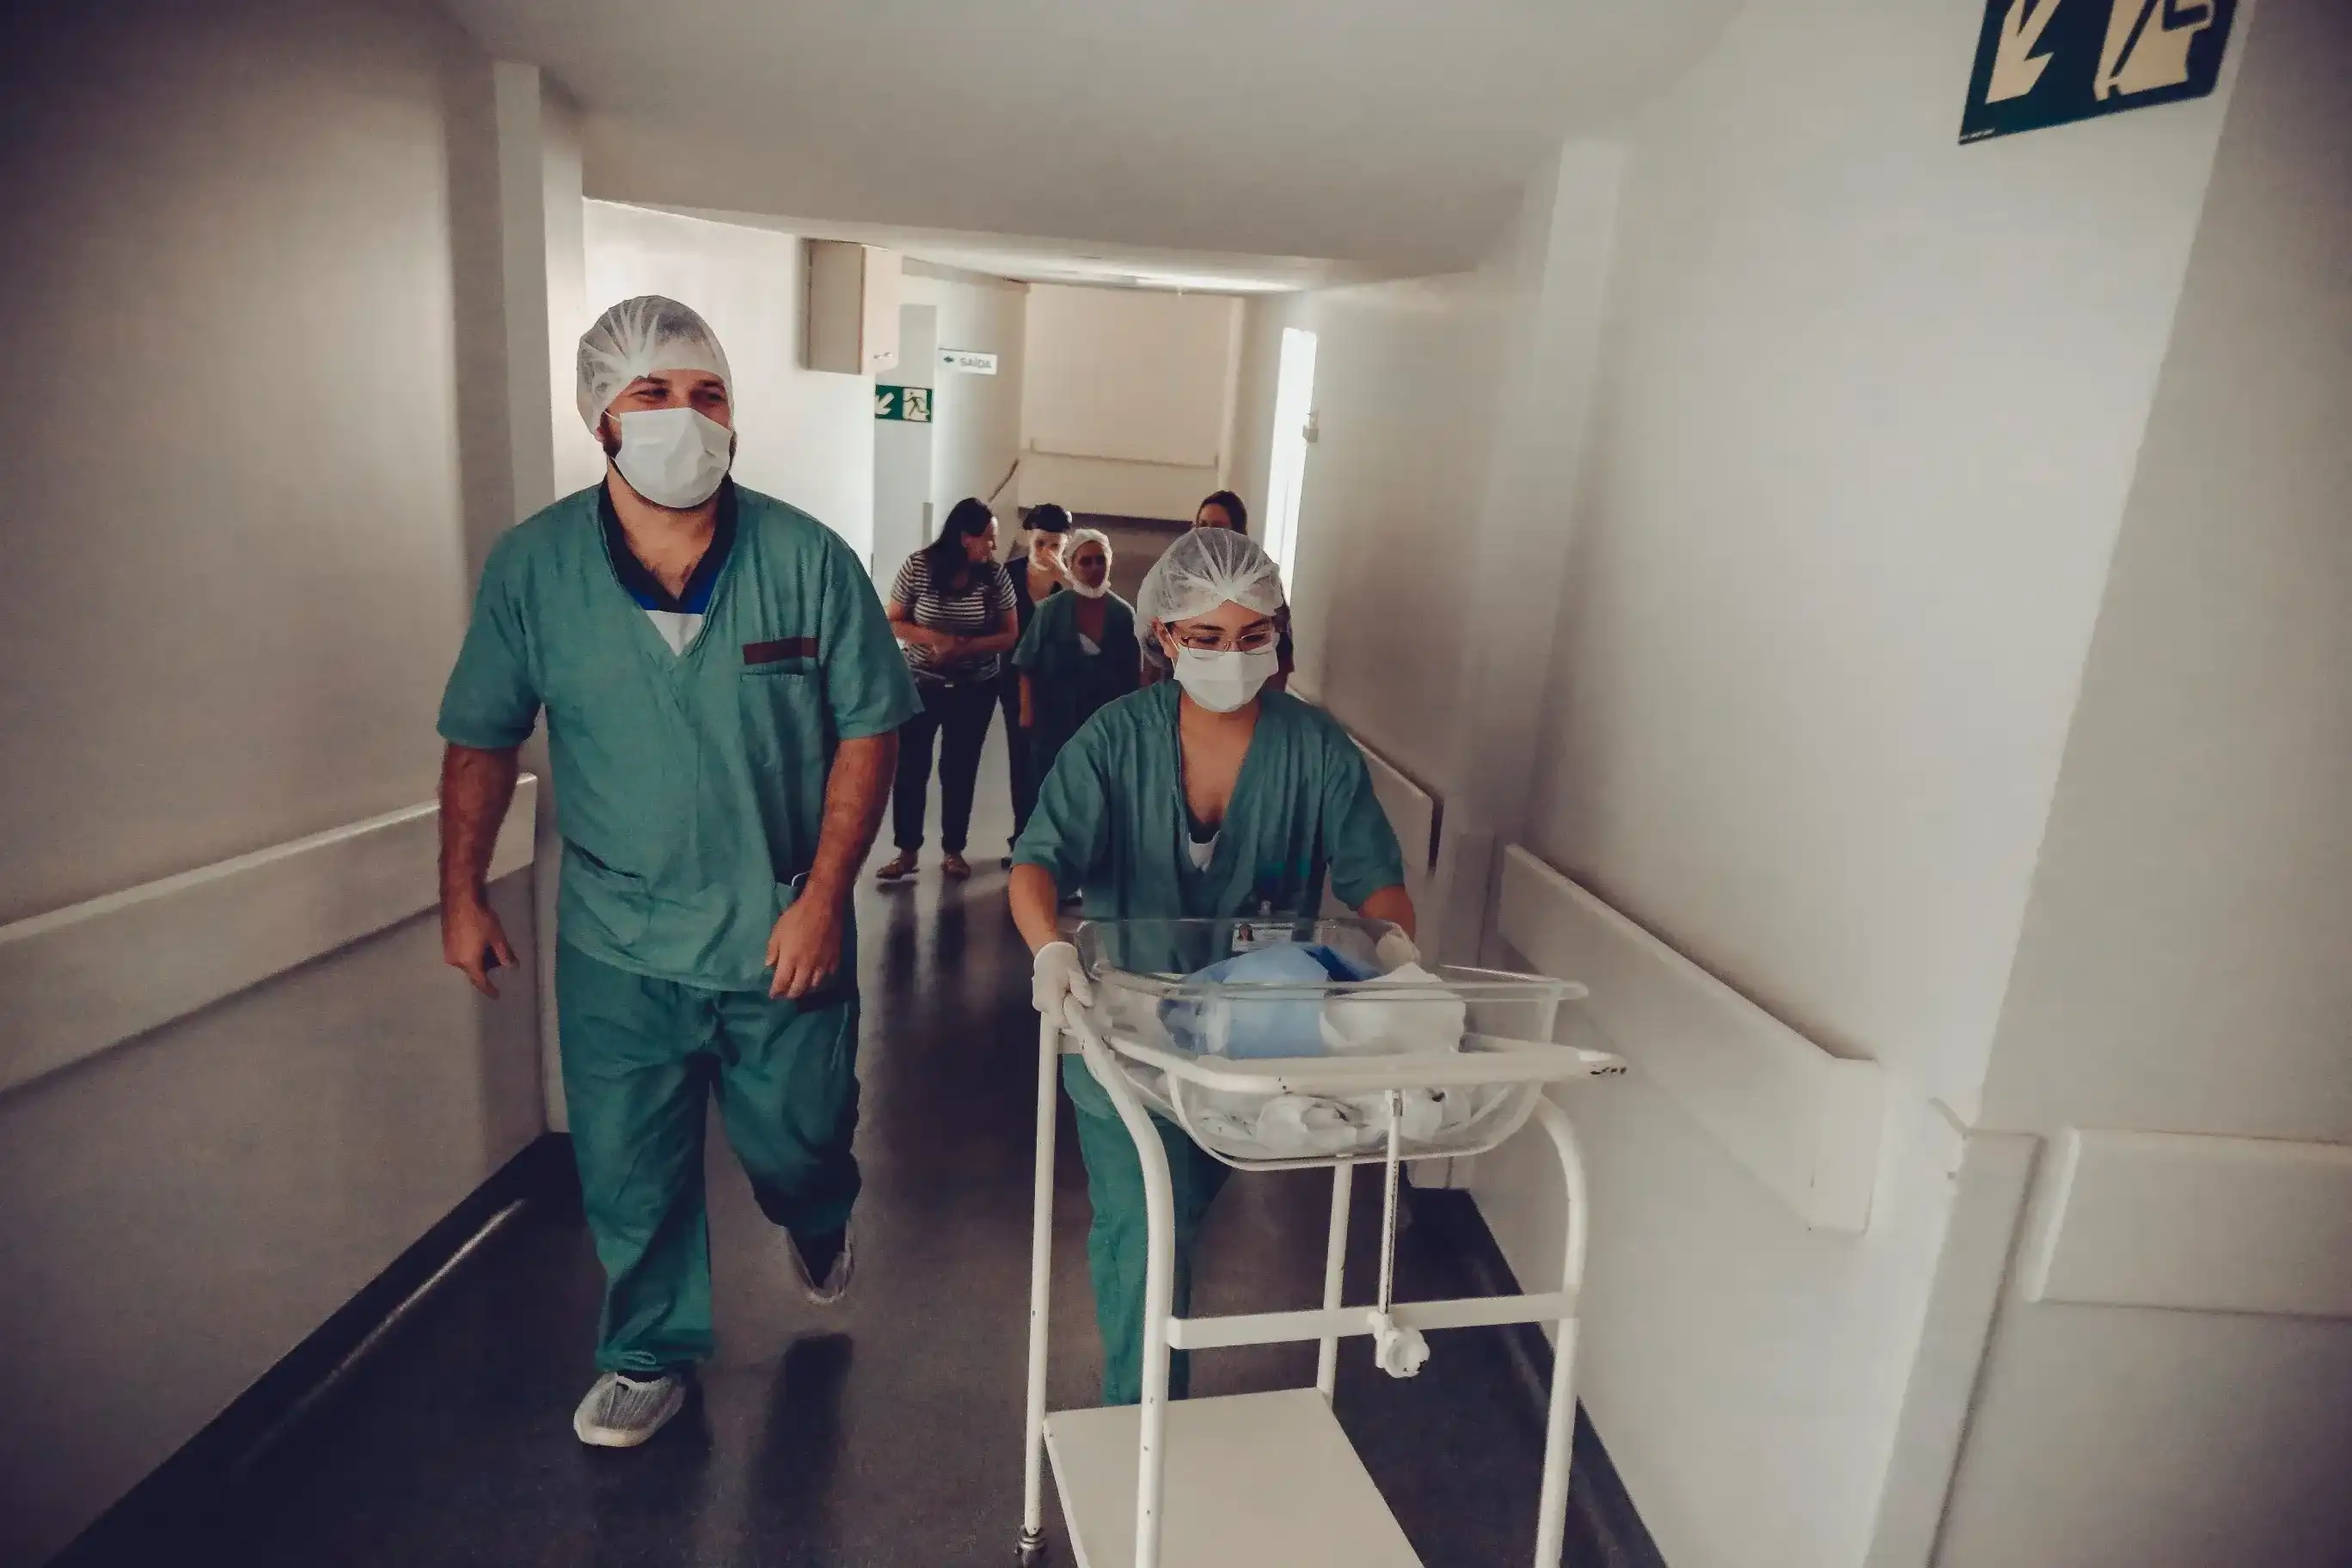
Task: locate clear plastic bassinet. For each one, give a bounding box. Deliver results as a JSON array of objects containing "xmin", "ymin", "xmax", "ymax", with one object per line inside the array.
[{"xmin": 1071, "ymin": 917, "xmax": 1614, "ymax": 1171}]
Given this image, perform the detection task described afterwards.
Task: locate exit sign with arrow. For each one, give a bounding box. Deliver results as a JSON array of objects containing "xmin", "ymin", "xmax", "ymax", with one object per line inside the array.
[{"xmin": 1961, "ymin": 0, "xmax": 2238, "ymax": 144}]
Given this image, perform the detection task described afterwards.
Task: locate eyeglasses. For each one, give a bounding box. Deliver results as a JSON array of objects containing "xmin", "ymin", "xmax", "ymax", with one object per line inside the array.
[{"xmin": 1172, "ymin": 623, "xmax": 1279, "ymax": 654}]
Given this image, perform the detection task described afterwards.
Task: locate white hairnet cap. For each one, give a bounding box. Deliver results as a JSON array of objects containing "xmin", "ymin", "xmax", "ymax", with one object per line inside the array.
[
  {"xmin": 1065, "ymin": 527, "xmax": 1112, "ymax": 560},
  {"xmin": 576, "ymin": 296, "xmax": 732, "ymax": 431},
  {"xmin": 1136, "ymin": 524, "xmax": 1286, "ymax": 627}
]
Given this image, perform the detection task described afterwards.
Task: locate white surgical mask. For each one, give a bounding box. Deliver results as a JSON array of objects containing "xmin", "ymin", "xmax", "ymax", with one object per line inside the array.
[
  {"xmin": 1068, "ymin": 573, "xmax": 1110, "ymax": 600},
  {"xmin": 1171, "ymin": 646, "xmax": 1278, "ymax": 713},
  {"xmin": 613, "ymin": 407, "xmax": 733, "ymax": 509}
]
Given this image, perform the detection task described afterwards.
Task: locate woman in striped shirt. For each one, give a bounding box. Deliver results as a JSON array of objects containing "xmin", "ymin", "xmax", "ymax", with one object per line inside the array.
[{"xmin": 878, "ymin": 498, "xmax": 1020, "ymax": 880}]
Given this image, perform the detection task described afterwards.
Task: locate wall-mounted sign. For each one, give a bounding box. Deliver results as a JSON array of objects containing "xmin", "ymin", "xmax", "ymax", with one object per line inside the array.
[
  {"xmin": 940, "ymin": 348, "xmax": 999, "ymax": 375},
  {"xmin": 875, "ymin": 385, "xmax": 932, "ymax": 423},
  {"xmin": 1960, "ymin": 0, "xmax": 2237, "ymax": 144}
]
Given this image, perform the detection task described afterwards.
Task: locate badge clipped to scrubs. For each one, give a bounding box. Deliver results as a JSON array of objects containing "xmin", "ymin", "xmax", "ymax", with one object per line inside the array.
[{"xmin": 1229, "ymin": 920, "xmax": 1297, "ymax": 952}]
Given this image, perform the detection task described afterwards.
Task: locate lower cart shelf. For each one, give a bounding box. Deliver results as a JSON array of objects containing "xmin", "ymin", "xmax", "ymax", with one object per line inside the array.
[{"xmin": 1043, "ymin": 1388, "xmax": 1422, "ymax": 1568}]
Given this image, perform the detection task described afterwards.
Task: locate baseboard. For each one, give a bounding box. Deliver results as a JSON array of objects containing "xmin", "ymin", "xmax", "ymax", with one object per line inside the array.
[
  {"xmin": 50, "ymin": 1133, "xmax": 576, "ymax": 1566},
  {"xmin": 1406, "ymin": 1182, "xmax": 1668, "ymax": 1568}
]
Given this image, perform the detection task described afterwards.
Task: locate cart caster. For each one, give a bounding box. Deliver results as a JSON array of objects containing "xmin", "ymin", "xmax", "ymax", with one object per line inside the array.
[{"xmin": 1015, "ymin": 1527, "xmax": 1047, "ymax": 1565}]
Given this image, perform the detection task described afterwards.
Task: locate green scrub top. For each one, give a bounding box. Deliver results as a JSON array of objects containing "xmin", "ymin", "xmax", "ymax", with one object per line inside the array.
[
  {"xmin": 1012, "ymin": 682, "xmax": 1407, "ymax": 923},
  {"xmin": 1011, "ymin": 591, "xmax": 1141, "ymax": 783},
  {"xmin": 438, "ymin": 481, "xmax": 921, "ymax": 991}
]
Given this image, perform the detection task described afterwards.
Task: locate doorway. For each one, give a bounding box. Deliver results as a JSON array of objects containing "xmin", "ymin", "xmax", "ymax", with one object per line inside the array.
[
  {"xmin": 872, "ymin": 303, "xmax": 939, "ymax": 580},
  {"xmin": 1262, "ymin": 327, "xmax": 1318, "ymax": 587}
]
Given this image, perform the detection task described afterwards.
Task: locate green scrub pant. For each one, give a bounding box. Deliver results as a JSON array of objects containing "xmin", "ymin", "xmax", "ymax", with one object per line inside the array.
[
  {"xmin": 1063, "ymin": 1057, "xmax": 1232, "ymax": 1406},
  {"xmin": 558, "ymin": 942, "xmax": 861, "ymax": 1375}
]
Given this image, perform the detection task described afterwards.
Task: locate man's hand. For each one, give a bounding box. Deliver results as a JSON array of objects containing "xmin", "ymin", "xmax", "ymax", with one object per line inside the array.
[
  {"xmin": 768, "ymin": 893, "xmax": 845, "ymax": 1000},
  {"xmin": 439, "ymin": 744, "xmax": 522, "ymax": 996},
  {"xmin": 774, "ymin": 730, "xmax": 894, "ymax": 1001},
  {"xmin": 444, "ymin": 897, "xmax": 519, "ymax": 997}
]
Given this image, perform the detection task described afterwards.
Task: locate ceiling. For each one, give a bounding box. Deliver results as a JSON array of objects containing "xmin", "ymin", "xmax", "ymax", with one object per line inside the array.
[
  {"xmin": 652, "ymin": 205, "xmax": 1382, "ymax": 294},
  {"xmin": 447, "ymin": 0, "xmax": 1740, "ymax": 281}
]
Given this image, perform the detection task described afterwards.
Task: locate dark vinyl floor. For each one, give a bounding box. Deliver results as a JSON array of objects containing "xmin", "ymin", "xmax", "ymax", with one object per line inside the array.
[{"xmin": 193, "ymin": 730, "xmax": 1567, "ymax": 1568}]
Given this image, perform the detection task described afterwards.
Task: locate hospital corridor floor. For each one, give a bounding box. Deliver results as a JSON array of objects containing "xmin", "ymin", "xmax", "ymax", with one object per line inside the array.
[{"xmin": 175, "ymin": 738, "xmax": 1574, "ymax": 1567}]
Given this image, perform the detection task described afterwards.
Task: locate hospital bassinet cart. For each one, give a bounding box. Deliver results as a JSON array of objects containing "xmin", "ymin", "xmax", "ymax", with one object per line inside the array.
[{"xmin": 1015, "ymin": 918, "xmax": 1626, "ymax": 1568}]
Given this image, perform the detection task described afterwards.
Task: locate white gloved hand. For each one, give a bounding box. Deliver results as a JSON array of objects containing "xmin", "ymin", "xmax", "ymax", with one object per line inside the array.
[
  {"xmin": 1375, "ymin": 930, "xmax": 1422, "ymax": 973},
  {"xmin": 1032, "ymin": 941, "xmax": 1094, "ymax": 1032}
]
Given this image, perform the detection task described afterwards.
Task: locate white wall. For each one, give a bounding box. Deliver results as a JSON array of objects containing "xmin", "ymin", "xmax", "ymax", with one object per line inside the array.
[
  {"xmin": 1224, "ymin": 0, "xmax": 2253, "ymax": 1561},
  {"xmin": 579, "ymin": 202, "xmax": 876, "ymax": 560},
  {"xmin": 1230, "ymin": 277, "xmax": 1510, "ymax": 781},
  {"xmin": 1222, "ymin": 297, "xmax": 1287, "ymax": 546},
  {"xmin": 542, "ymin": 91, "xmax": 601, "ymax": 501},
  {"xmin": 1228, "ymin": 142, "xmax": 1624, "ymax": 956},
  {"xmin": 0, "ymin": 886, "xmax": 542, "ymax": 1565},
  {"xmin": 1935, "ymin": 2, "xmax": 2352, "ymax": 1562},
  {"xmin": 1486, "ymin": 2, "xmax": 2242, "ymax": 1561},
  {"xmin": 873, "ymin": 303, "xmax": 938, "ymax": 579},
  {"xmin": 903, "ymin": 261, "xmax": 1028, "ymax": 536},
  {"xmin": 1019, "ymin": 283, "xmax": 1240, "ymax": 523},
  {"xmin": 1527, "ymin": 0, "xmax": 2233, "ymax": 1121},
  {"xmin": 1971, "ymin": 0, "xmax": 2352, "ymax": 1152},
  {"xmin": 0, "ymin": 4, "xmax": 495, "ymax": 918},
  {"xmin": 0, "ymin": 3, "xmax": 547, "ymax": 1559},
  {"xmin": 532, "ymin": 80, "xmax": 591, "ymax": 1126},
  {"xmin": 1019, "ymin": 450, "xmax": 1225, "ymax": 527}
]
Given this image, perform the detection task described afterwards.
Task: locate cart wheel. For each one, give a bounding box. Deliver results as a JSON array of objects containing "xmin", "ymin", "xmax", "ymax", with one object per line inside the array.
[{"xmin": 1015, "ymin": 1528, "xmax": 1048, "ymax": 1566}]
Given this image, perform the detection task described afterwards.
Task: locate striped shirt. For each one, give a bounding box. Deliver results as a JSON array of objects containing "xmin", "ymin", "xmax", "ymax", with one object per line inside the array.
[{"xmin": 891, "ymin": 550, "xmax": 1018, "ymax": 683}]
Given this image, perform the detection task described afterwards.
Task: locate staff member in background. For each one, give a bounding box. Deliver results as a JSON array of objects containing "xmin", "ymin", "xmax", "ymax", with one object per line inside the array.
[
  {"xmin": 1192, "ymin": 489, "xmax": 1246, "ymax": 535},
  {"xmin": 998, "ymin": 502, "xmax": 1074, "ymax": 867},
  {"xmin": 1013, "ymin": 528, "xmax": 1138, "ymax": 810},
  {"xmin": 877, "ymin": 498, "xmax": 1019, "ymax": 881},
  {"xmin": 1142, "ymin": 490, "xmax": 1293, "ymax": 691},
  {"xmin": 1010, "ymin": 526, "xmax": 1413, "ymax": 1406},
  {"xmin": 437, "ymin": 296, "xmax": 919, "ymax": 1451}
]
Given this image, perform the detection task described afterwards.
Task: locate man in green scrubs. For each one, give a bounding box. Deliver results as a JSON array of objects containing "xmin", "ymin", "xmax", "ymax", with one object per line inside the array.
[
  {"xmin": 436, "ymin": 297, "xmax": 919, "ymax": 1449},
  {"xmin": 1008, "ymin": 527, "xmax": 1416, "ymax": 1406}
]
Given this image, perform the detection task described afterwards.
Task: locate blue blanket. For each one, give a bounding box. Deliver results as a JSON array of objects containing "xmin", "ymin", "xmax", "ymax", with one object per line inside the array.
[{"xmin": 1159, "ymin": 942, "xmax": 1379, "ymax": 1058}]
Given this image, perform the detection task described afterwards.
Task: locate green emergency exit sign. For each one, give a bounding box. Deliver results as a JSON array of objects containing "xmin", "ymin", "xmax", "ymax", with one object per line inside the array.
[{"xmin": 875, "ymin": 385, "xmax": 932, "ymax": 423}]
